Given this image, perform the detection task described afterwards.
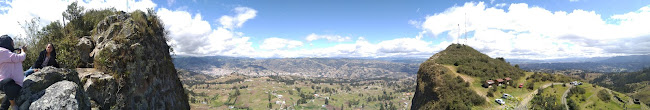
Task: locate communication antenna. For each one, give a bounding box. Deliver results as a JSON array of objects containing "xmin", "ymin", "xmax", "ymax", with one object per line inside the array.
[
  {"xmin": 465, "ymin": 13, "xmax": 468, "ymax": 45},
  {"xmin": 126, "ymin": 0, "xmax": 130, "ymax": 12},
  {"xmin": 457, "ymin": 24, "xmax": 460, "ymax": 44}
]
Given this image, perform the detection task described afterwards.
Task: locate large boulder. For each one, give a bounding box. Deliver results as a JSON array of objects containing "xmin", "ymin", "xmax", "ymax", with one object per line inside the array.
[
  {"xmin": 29, "ymin": 81, "xmax": 86, "ymax": 110},
  {"xmin": 89, "ymin": 10, "xmax": 189, "ymax": 109},
  {"xmin": 17, "ymin": 67, "xmax": 90, "ymax": 110},
  {"xmin": 76, "ymin": 36, "xmax": 94, "ymax": 68},
  {"xmin": 77, "ymin": 68, "xmax": 116, "ymax": 109}
]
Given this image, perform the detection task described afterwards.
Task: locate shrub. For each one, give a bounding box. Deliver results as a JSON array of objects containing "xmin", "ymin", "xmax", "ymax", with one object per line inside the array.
[{"xmin": 597, "ymin": 90, "xmax": 611, "ymax": 102}]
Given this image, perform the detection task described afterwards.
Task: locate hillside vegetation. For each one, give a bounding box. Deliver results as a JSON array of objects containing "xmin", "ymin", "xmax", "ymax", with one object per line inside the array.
[
  {"xmin": 412, "ymin": 44, "xmax": 528, "ymax": 110},
  {"xmin": 591, "ymin": 68, "xmax": 650, "ymax": 106},
  {"xmin": 432, "ymin": 44, "xmax": 525, "ymax": 80}
]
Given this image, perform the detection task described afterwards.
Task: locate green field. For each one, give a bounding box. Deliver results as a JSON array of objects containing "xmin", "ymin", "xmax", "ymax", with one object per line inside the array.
[{"xmin": 186, "ymin": 75, "xmax": 414, "ymax": 110}]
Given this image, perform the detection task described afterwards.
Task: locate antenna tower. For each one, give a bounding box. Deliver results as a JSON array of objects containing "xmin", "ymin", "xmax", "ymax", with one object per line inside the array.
[{"xmin": 464, "ymin": 13, "xmax": 467, "ymax": 45}]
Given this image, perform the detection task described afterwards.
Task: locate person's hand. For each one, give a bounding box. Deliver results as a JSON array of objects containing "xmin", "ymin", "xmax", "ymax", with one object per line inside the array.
[
  {"xmin": 20, "ymin": 46, "xmax": 26, "ymax": 53},
  {"xmin": 34, "ymin": 69, "xmax": 39, "ymax": 72}
]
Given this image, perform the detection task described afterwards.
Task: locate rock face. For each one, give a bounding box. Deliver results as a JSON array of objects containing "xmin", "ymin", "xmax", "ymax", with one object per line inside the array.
[
  {"xmin": 12, "ymin": 10, "xmax": 188, "ymax": 110},
  {"xmin": 29, "ymin": 81, "xmax": 85, "ymax": 110},
  {"xmin": 77, "ymin": 68, "xmax": 117, "ymax": 109},
  {"xmin": 17, "ymin": 67, "xmax": 90, "ymax": 110},
  {"xmin": 86, "ymin": 11, "xmax": 189, "ymax": 109},
  {"xmin": 76, "ymin": 36, "xmax": 94, "ymax": 68}
]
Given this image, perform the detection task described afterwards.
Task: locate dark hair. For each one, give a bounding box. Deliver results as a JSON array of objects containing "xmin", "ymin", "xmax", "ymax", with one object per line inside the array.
[
  {"xmin": 0, "ymin": 35, "xmax": 15, "ymax": 51},
  {"xmin": 45, "ymin": 43, "xmax": 56, "ymax": 57}
]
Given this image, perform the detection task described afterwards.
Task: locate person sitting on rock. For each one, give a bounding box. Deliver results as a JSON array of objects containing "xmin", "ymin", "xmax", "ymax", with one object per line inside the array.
[
  {"xmin": 24, "ymin": 43, "xmax": 59, "ymax": 77},
  {"xmin": 0, "ymin": 35, "xmax": 25, "ymax": 109}
]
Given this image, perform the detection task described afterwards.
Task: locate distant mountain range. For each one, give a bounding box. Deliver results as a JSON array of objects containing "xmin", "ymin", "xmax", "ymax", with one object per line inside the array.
[
  {"xmin": 510, "ymin": 55, "xmax": 650, "ymax": 72},
  {"xmin": 172, "ymin": 56, "xmax": 420, "ymax": 79}
]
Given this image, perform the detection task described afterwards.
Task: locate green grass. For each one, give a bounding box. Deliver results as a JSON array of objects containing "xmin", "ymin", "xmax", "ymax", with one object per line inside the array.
[{"xmin": 187, "ymin": 76, "xmax": 412, "ymax": 109}]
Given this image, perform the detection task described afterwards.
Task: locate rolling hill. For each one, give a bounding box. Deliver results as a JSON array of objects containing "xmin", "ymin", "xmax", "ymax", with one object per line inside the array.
[
  {"xmin": 172, "ymin": 56, "xmax": 420, "ymax": 79},
  {"xmin": 411, "ymin": 44, "xmax": 525, "ymax": 109}
]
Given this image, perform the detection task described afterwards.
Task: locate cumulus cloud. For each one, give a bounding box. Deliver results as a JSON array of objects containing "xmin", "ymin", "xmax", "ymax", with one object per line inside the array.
[
  {"xmin": 260, "ymin": 37, "xmax": 303, "ymax": 50},
  {"xmin": 218, "ymin": 7, "xmax": 257, "ymax": 29},
  {"xmin": 420, "ymin": 2, "xmax": 650, "ymax": 59},
  {"xmin": 305, "ymin": 33, "xmax": 352, "ymax": 42},
  {"xmin": 158, "ymin": 7, "xmax": 257, "ymax": 56}
]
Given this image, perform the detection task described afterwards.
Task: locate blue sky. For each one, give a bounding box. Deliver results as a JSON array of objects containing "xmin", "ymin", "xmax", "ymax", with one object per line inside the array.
[
  {"xmin": 157, "ymin": 0, "xmax": 650, "ymax": 48},
  {"xmin": 1, "ymin": 0, "xmax": 650, "ymax": 59}
]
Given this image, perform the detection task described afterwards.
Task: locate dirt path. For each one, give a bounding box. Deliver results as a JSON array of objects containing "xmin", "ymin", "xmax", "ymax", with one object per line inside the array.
[
  {"xmin": 581, "ymin": 88, "xmax": 598, "ymax": 108},
  {"xmin": 516, "ymin": 83, "xmax": 563, "ymax": 110},
  {"xmin": 562, "ymin": 84, "xmax": 573, "ymax": 110},
  {"xmin": 442, "ymin": 65, "xmax": 487, "ymax": 102}
]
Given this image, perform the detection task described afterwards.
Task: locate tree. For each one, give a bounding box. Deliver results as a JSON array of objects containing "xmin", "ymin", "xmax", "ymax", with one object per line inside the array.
[
  {"xmin": 325, "ymin": 98, "xmax": 329, "ymax": 105},
  {"xmin": 515, "ymin": 64, "xmax": 520, "ymax": 68},
  {"xmin": 62, "ymin": 1, "xmax": 84, "ymax": 25},
  {"xmin": 597, "ymin": 90, "xmax": 611, "ymax": 102}
]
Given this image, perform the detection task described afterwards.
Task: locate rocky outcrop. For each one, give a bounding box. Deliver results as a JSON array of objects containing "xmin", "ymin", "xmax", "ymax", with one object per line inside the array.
[
  {"xmin": 29, "ymin": 81, "xmax": 86, "ymax": 110},
  {"xmin": 13, "ymin": 10, "xmax": 188, "ymax": 110},
  {"xmin": 85, "ymin": 10, "xmax": 189, "ymax": 109},
  {"xmin": 76, "ymin": 36, "xmax": 94, "ymax": 68},
  {"xmin": 77, "ymin": 68, "xmax": 116, "ymax": 109},
  {"xmin": 17, "ymin": 67, "xmax": 90, "ymax": 110}
]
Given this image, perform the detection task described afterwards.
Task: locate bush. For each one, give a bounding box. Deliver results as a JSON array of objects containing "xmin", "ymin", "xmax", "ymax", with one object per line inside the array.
[
  {"xmin": 597, "ymin": 90, "xmax": 611, "ymax": 102},
  {"xmin": 487, "ymin": 91, "xmax": 494, "ymax": 97}
]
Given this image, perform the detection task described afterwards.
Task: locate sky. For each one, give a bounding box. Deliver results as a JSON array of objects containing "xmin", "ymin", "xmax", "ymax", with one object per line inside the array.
[{"xmin": 1, "ymin": 0, "xmax": 649, "ymax": 59}]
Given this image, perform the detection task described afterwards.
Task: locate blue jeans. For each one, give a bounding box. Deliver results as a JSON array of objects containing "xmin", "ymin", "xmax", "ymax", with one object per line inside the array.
[{"xmin": 24, "ymin": 67, "xmax": 36, "ymax": 77}]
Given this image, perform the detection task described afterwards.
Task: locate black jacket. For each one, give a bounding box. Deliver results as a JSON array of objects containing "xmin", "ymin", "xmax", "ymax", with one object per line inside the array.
[{"xmin": 32, "ymin": 50, "xmax": 59, "ymax": 69}]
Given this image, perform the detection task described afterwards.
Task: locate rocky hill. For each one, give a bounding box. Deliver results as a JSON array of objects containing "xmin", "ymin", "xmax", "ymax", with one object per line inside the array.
[
  {"xmin": 410, "ymin": 44, "xmax": 525, "ymax": 110},
  {"xmin": 10, "ymin": 10, "xmax": 189, "ymax": 109}
]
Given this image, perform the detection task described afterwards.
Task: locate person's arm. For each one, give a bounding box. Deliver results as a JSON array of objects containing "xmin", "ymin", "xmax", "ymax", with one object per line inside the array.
[
  {"xmin": 32, "ymin": 52, "xmax": 45, "ymax": 69},
  {"xmin": 53, "ymin": 59, "xmax": 60, "ymax": 68},
  {"xmin": 0, "ymin": 49, "xmax": 25, "ymax": 63}
]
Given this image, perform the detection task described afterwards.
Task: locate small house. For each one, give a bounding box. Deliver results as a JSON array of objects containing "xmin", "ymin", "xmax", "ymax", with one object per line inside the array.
[
  {"xmin": 504, "ymin": 77, "xmax": 512, "ymax": 84},
  {"xmin": 483, "ymin": 80, "xmax": 495, "ymax": 88},
  {"xmin": 496, "ymin": 79, "xmax": 504, "ymax": 86}
]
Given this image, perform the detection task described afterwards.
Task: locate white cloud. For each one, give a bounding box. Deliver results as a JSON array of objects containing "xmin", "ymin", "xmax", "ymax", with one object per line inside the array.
[
  {"xmin": 305, "ymin": 33, "xmax": 352, "ymax": 42},
  {"xmin": 158, "ymin": 7, "xmax": 257, "ymax": 57},
  {"xmin": 219, "ymin": 7, "xmax": 257, "ymax": 29},
  {"xmin": 569, "ymin": 0, "xmax": 580, "ymax": 2},
  {"xmin": 420, "ymin": 2, "xmax": 650, "ymax": 59},
  {"xmin": 167, "ymin": 0, "xmax": 175, "ymax": 7},
  {"xmin": 495, "ymin": 3, "xmax": 507, "ymax": 7},
  {"xmin": 260, "ymin": 37, "xmax": 303, "ymax": 50}
]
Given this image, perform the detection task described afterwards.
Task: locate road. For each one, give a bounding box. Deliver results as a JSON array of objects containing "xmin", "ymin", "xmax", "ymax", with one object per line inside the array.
[
  {"xmin": 561, "ymin": 84, "xmax": 573, "ymax": 110},
  {"xmin": 516, "ymin": 83, "xmax": 564, "ymax": 110}
]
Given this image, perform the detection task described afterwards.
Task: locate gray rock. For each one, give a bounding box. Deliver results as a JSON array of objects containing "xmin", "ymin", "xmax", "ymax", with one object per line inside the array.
[
  {"xmin": 16, "ymin": 67, "xmax": 90, "ymax": 110},
  {"xmin": 77, "ymin": 36, "xmax": 94, "ymax": 68},
  {"xmin": 22, "ymin": 67, "xmax": 80, "ymax": 92},
  {"xmin": 29, "ymin": 81, "xmax": 87, "ymax": 110},
  {"xmin": 77, "ymin": 68, "xmax": 116, "ymax": 110}
]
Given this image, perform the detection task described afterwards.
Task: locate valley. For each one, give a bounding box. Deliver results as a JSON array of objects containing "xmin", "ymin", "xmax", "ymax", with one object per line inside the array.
[{"xmin": 179, "ymin": 70, "xmax": 416, "ymax": 110}]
